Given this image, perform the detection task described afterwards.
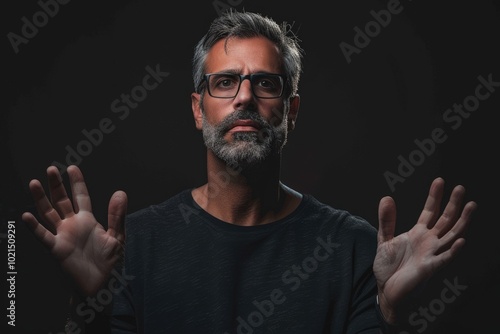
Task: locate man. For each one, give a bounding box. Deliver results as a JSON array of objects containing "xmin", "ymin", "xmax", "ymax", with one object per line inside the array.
[{"xmin": 22, "ymin": 10, "xmax": 477, "ymax": 333}]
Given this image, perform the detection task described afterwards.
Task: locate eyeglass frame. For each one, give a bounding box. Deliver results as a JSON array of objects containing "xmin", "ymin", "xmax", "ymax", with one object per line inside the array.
[{"xmin": 197, "ymin": 72, "xmax": 287, "ymax": 99}]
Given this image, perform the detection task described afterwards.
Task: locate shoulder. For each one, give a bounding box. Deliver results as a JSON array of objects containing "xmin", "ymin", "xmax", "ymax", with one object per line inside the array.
[
  {"xmin": 302, "ymin": 194, "xmax": 374, "ymax": 227},
  {"xmin": 124, "ymin": 188, "xmax": 193, "ymax": 229},
  {"xmin": 300, "ymin": 194, "xmax": 378, "ymax": 241},
  {"xmin": 290, "ymin": 194, "xmax": 378, "ymax": 268}
]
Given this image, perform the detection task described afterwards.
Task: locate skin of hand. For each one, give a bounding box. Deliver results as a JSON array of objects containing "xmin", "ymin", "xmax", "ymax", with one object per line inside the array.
[
  {"xmin": 22, "ymin": 165, "xmax": 128, "ymax": 296},
  {"xmin": 373, "ymin": 177, "xmax": 477, "ymax": 324}
]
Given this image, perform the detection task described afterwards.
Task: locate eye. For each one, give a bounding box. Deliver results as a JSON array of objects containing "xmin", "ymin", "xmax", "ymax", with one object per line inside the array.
[
  {"xmin": 254, "ymin": 75, "xmax": 281, "ymax": 90},
  {"xmin": 212, "ymin": 74, "xmax": 239, "ymax": 89}
]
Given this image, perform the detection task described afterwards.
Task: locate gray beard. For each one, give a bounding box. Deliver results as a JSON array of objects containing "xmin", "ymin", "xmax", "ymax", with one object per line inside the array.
[{"xmin": 201, "ymin": 109, "xmax": 288, "ymax": 169}]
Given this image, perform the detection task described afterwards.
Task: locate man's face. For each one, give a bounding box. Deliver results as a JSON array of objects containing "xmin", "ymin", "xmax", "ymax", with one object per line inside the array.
[{"xmin": 191, "ymin": 37, "xmax": 298, "ymax": 169}]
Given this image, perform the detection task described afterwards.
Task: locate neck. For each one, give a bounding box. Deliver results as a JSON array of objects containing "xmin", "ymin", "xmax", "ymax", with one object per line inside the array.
[{"xmin": 192, "ymin": 150, "xmax": 300, "ymax": 226}]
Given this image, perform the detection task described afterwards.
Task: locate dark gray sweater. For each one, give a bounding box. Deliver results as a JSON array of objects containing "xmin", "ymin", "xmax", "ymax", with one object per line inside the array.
[{"xmin": 110, "ymin": 189, "xmax": 385, "ymax": 334}]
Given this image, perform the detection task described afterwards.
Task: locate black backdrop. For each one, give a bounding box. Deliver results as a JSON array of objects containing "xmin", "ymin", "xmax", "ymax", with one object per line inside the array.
[{"xmin": 2, "ymin": 0, "xmax": 500, "ymax": 333}]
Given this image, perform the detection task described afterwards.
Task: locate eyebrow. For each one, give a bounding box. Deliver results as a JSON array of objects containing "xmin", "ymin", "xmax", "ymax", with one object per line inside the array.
[{"xmin": 210, "ymin": 70, "xmax": 277, "ymax": 75}]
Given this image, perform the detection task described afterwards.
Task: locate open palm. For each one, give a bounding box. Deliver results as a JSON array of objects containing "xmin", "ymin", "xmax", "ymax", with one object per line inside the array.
[
  {"xmin": 373, "ymin": 177, "xmax": 477, "ymax": 323},
  {"xmin": 22, "ymin": 165, "xmax": 127, "ymax": 296}
]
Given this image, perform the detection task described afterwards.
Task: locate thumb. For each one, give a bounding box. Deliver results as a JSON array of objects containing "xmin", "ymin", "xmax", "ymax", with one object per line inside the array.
[
  {"xmin": 107, "ymin": 190, "xmax": 128, "ymax": 241},
  {"xmin": 378, "ymin": 196, "xmax": 397, "ymax": 245}
]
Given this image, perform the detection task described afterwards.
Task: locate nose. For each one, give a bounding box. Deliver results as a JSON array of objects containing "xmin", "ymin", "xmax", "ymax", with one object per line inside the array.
[{"xmin": 233, "ymin": 76, "xmax": 256, "ymax": 109}]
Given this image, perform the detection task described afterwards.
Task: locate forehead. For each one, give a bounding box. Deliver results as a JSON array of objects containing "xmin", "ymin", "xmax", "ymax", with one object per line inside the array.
[{"xmin": 205, "ymin": 36, "xmax": 283, "ymax": 74}]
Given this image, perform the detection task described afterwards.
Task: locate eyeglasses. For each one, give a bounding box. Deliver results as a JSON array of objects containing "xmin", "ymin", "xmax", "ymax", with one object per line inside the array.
[{"xmin": 200, "ymin": 73, "xmax": 286, "ymax": 99}]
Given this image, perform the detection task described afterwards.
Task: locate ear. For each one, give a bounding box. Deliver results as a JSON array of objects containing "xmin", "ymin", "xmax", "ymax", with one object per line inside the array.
[
  {"xmin": 287, "ymin": 94, "xmax": 300, "ymax": 132},
  {"xmin": 191, "ymin": 92, "xmax": 203, "ymax": 130}
]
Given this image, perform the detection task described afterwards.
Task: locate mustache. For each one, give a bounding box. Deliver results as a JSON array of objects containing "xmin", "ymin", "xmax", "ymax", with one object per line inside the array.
[{"xmin": 218, "ymin": 110, "xmax": 272, "ymax": 134}]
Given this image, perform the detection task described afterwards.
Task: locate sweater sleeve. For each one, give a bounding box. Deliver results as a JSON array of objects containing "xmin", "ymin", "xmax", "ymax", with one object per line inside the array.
[
  {"xmin": 110, "ymin": 267, "xmax": 137, "ymax": 334},
  {"xmin": 337, "ymin": 215, "xmax": 381, "ymax": 334},
  {"xmin": 339, "ymin": 215, "xmax": 403, "ymax": 334},
  {"xmin": 110, "ymin": 214, "xmax": 140, "ymax": 334}
]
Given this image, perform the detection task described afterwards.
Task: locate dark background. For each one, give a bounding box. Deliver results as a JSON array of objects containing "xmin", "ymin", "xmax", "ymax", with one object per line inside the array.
[{"xmin": 2, "ymin": 0, "xmax": 499, "ymax": 333}]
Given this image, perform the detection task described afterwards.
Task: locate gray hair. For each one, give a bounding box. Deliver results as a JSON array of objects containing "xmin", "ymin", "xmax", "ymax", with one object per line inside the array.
[{"xmin": 192, "ymin": 10, "xmax": 304, "ymax": 99}]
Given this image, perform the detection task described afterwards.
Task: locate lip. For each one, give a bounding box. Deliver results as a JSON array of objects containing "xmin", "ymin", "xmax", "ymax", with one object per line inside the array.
[{"xmin": 228, "ymin": 119, "xmax": 261, "ymax": 132}]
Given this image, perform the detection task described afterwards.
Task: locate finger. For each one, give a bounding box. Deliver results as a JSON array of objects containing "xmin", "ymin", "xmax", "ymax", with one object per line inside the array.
[
  {"xmin": 28, "ymin": 179, "xmax": 63, "ymax": 231},
  {"xmin": 416, "ymin": 177, "xmax": 445, "ymax": 229},
  {"xmin": 107, "ymin": 190, "xmax": 128, "ymax": 243},
  {"xmin": 428, "ymin": 238, "xmax": 466, "ymax": 271},
  {"xmin": 67, "ymin": 165, "xmax": 92, "ymax": 213},
  {"xmin": 47, "ymin": 166, "xmax": 75, "ymax": 219},
  {"xmin": 22, "ymin": 211, "xmax": 56, "ymax": 249},
  {"xmin": 432, "ymin": 184, "xmax": 466, "ymax": 238},
  {"xmin": 377, "ymin": 196, "xmax": 397, "ymax": 245},
  {"xmin": 438, "ymin": 200, "xmax": 477, "ymax": 247}
]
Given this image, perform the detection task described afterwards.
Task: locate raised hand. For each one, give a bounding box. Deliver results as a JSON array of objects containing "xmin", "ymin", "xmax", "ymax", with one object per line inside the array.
[
  {"xmin": 22, "ymin": 165, "xmax": 128, "ymax": 296},
  {"xmin": 373, "ymin": 177, "xmax": 477, "ymax": 324}
]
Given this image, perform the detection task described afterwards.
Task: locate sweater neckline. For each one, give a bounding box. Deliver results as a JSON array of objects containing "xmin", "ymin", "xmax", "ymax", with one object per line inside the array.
[{"xmin": 180, "ymin": 188, "xmax": 312, "ymax": 234}]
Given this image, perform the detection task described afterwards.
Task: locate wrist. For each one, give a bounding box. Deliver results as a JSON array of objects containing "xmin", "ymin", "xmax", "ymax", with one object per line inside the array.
[
  {"xmin": 66, "ymin": 291, "xmax": 87, "ymax": 333},
  {"xmin": 376, "ymin": 294, "xmax": 398, "ymax": 325}
]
